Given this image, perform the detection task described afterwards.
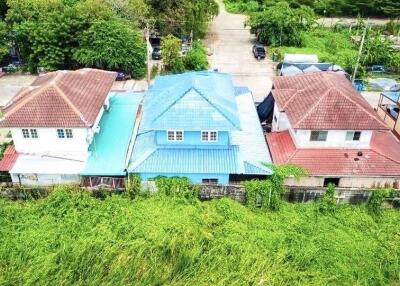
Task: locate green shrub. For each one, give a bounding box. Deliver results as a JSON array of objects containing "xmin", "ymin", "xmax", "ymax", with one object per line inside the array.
[
  {"xmin": 125, "ymin": 174, "xmax": 142, "ymax": 199},
  {"xmin": 318, "ymin": 183, "xmax": 337, "ymax": 214},
  {"xmin": 154, "ymin": 176, "xmax": 199, "ymax": 202},
  {"xmin": 184, "ymin": 40, "xmax": 208, "ymax": 71},
  {"xmin": 367, "ymin": 188, "xmax": 392, "ymax": 216}
]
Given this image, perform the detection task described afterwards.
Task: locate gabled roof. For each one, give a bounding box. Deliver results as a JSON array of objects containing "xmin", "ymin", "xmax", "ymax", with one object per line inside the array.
[
  {"xmin": 266, "ymin": 130, "xmax": 400, "ymax": 176},
  {"xmin": 141, "ymin": 71, "xmax": 240, "ymax": 131},
  {"xmin": 272, "ymin": 73, "xmax": 388, "ymax": 130},
  {"xmin": 0, "ymin": 69, "xmax": 117, "ymax": 128}
]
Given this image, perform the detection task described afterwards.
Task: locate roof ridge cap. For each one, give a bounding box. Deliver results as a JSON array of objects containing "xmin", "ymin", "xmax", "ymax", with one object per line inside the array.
[
  {"xmin": 52, "ymin": 84, "xmax": 91, "ymax": 127},
  {"xmin": 294, "ymin": 88, "xmax": 331, "ymax": 128}
]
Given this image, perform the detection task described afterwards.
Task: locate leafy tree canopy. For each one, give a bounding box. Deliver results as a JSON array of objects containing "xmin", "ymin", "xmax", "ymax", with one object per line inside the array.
[
  {"xmin": 161, "ymin": 34, "xmax": 185, "ymax": 74},
  {"xmin": 74, "ymin": 18, "xmax": 146, "ymax": 78},
  {"xmin": 246, "ymin": 2, "xmax": 316, "ymax": 46}
]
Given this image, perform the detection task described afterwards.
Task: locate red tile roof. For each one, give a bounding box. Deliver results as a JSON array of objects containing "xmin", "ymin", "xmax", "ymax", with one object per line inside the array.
[
  {"xmin": 266, "ymin": 130, "xmax": 400, "ymax": 176},
  {"xmin": 272, "ymin": 73, "xmax": 388, "ymax": 130},
  {"xmin": 0, "ymin": 145, "xmax": 18, "ymax": 172},
  {"xmin": 0, "ymin": 69, "xmax": 117, "ymax": 128}
]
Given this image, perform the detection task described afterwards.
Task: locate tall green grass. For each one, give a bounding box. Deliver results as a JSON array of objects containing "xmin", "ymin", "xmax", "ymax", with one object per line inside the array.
[{"xmin": 0, "ymin": 186, "xmax": 399, "ymax": 285}]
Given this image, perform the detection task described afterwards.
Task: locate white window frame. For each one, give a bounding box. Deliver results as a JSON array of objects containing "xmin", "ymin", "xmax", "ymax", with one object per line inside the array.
[
  {"xmin": 30, "ymin": 129, "xmax": 38, "ymax": 139},
  {"xmin": 345, "ymin": 131, "xmax": 361, "ymax": 141},
  {"xmin": 57, "ymin": 128, "xmax": 74, "ymax": 139},
  {"xmin": 310, "ymin": 130, "xmax": 328, "ymax": 142},
  {"xmin": 22, "ymin": 129, "xmax": 30, "ymax": 139},
  {"xmin": 201, "ymin": 130, "xmax": 218, "ymax": 142},
  {"xmin": 166, "ymin": 130, "xmax": 184, "ymax": 141}
]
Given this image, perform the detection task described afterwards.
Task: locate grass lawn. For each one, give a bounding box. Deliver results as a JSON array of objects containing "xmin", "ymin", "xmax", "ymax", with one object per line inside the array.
[{"xmin": 0, "ymin": 186, "xmax": 399, "ymax": 285}]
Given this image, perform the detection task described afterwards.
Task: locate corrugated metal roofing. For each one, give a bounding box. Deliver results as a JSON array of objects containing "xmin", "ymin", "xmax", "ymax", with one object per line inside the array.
[
  {"xmin": 81, "ymin": 92, "xmax": 143, "ymax": 176},
  {"xmin": 131, "ymin": 146, "xmax": 239, "ymax": 174},
  {"xmin": 141, "ymin": 71, "xmax": 240, "ymax": 131}
]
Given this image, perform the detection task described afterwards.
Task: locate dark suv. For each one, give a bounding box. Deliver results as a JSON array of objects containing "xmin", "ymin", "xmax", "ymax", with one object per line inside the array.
[
  {"xmin": 152, "ymin": 47, "xmax": 162, "ymax": 60},
  {"xmin": 253, "ymin": 44, "xmax": 266, "ymax": 60}
]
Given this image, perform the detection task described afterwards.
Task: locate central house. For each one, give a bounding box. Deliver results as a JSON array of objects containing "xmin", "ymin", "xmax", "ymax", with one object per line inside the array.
[{"xmin": 126, "ymin": 71, "xmax": 272, "ymax": 184}]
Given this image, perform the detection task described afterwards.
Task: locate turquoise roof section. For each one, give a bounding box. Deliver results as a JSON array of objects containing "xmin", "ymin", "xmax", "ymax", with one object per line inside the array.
[
  {"xmin": 141, "ymin": 71, "xmax": 241, "ymax": 131},
  {"xmin": 81, "ymin": 92, "xmax": 143, "ymax": 176}
]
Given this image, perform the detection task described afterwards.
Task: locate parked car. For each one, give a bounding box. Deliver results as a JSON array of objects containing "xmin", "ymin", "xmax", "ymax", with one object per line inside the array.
[
  {"xmin": 386, "ymin": 105, "xmax": 399, "ymax": 119},
  {"xmin": 116, "ymin": 71, "xmax": 131, "ymax": 81},
  {"xmin": 152, "ymin": 47, "xmax": 162, "ymax": 60},
  {"xmin": 253, "ymin": 44, "xmax": 266, "ymax": 60},
  {"xmin": 371, "ymin": 65, "xmax": 385, "ymax": 73}
]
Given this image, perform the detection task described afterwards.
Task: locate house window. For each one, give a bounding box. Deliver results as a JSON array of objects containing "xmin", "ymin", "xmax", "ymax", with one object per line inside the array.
[
  {"xmin": 22, "ymin": 129, "xmax": 30, "ymax": 138},
  {"xmin": 57, "ymin": 129, "xmax": 65, "ymax": 139},
  {"xmin": 30, "ymin": 129, "xmax": 38, "ymax": 138},
  {"xmin": 57, "ymin": 129, "xmax": 74, "ymax": 139},
  {"xmin": 323, "ymin": 177, "xmax": 340, "ymax": 187},
  {"xmin": 201, "ymin": 131, "xmax": 218, "ymax": 142},
  {"xmin": 202, "ymin": 178, "xmax": 218, "ymax": 184},
  {"xmin": 167, "ymin": 130, "xmax": 183, "ymax": 141},
  {"xmin": 65, "ymin": 129, "xmax": 73, "ymax": 138},
  {"xmin": 346, "ymin": 131, "xmax": 361, "ymax": 141},
  {"xmin": 310, "ymin": 131, "xmax": 328, "ymax": 141}
]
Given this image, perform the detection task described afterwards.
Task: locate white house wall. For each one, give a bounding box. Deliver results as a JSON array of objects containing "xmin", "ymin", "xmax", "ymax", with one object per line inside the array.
[
  {"xmin": 293, "ymin": 129, "xmax": 372, "ymax": 148},
  {"xmin": 11, "ymin": 128, "xmax": 90, "ymax": 157},
  {"xmin": 272, "ymin": 103, "xmax": 291, "ymax": 131}
]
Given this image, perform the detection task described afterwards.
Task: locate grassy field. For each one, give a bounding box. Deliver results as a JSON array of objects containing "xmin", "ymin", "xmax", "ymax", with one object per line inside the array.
[{"xmin": 0, "ymin": 186, "xmax": 399, "ymax": 285}]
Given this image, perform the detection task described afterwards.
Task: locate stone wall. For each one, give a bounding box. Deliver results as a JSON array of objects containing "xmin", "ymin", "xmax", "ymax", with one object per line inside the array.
[{"xmin": 200, "ymin": 184, "xmax": 246, "ymax": 203}]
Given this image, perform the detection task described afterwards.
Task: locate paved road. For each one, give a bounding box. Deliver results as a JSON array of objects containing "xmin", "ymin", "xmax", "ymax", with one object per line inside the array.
[
  {"xmin": 205, "ymin": 0, "xmax": 275, "ymax": 103},
  {"xmin": 0, "ymin": 74, "xmax": 37, "ymax": 106}
]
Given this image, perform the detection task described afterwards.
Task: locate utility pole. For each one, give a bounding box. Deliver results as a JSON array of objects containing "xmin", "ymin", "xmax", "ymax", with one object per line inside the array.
[
  {"xmin": 352, "ymin": 19, "xmax": 368, "ymax": 84},
  {"xmin": 145, "ymin": 23, "xmax": 151, "ymax": 87}
]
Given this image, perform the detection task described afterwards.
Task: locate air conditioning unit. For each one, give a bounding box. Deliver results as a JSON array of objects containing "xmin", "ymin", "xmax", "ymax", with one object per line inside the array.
[
  {"xmin": 103, "ymin": 102, "xmax": 110, "ymax": 111},
  {"xmin": 95, "ymin": 126, "xmax": 101, "ymax": 133}
]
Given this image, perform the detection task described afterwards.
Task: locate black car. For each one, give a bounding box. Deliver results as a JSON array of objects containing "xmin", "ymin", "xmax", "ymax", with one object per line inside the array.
[
  {"xmin": 152, "ymin": 47, "xmax": 162, "ymax": 60},
  {"xmin": 253, "ymin": 44, "xmax": 266, "ymax": 60},
  {"xmin": 116, "ymin": 71, "xmax": 131, "ymax": 81}
]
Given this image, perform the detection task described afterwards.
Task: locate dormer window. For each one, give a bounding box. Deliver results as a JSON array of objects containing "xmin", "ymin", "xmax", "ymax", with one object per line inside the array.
[
  {"xmin": 346, "ymin": 131, "xmax": 361, "ymax": 141},
  {"xmin": 201, "ymin": 131, "xmax": 218, "ymax": 142},
  {"xmin": 167, "ymin": 130, "xmax": 183, "ymax": 141}
]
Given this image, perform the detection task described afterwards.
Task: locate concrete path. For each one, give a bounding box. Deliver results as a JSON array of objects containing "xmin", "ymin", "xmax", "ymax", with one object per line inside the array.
[
  {"xmin": 204, "ymin": 0, "xmax": 275, "ymax": 103},
  {"xmin": 0, "ymin": 74, "xmax": 37, "ymax": 106}
]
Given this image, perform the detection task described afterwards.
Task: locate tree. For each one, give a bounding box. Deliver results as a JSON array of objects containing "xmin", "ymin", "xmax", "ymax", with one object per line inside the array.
[
  {"xmin": 161, "ymin": 34, "xmax": 184, "ymax": 74},
  {"xmin": 0, "ymin": 20, "xmax": 8, "ymax": 61},
  {"xmin": 184, "ymin": 40, "xmax": 208, "ymax": 71},
  {"xmin": 147, "ymin": 0, "xmax": 218, "ymax": 39},
  {"xmin": 246, "ymin": 2, "xmax": 316, "ymax": 47},
  {"xmin": 74, "ymin": 18, "xmax": 146, "ymax": 78}
]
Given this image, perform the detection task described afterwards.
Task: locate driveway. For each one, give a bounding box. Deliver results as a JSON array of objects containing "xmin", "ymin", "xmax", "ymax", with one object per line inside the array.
[
  {"xmin": 205, "ymin": 0, "xmax": 275, "ymax": 103},
  {"xmin": 0, "ymin": 74, "xmax": 37, "ymax": 106}
]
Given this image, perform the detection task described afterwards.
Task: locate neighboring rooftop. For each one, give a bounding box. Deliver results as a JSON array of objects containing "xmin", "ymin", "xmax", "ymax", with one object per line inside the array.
[
  {"xmin": 0, "ymin": 69, "xmax": 116, "ymax": 128},
  {"xmin": 0, "ymin": 145, "xmax": 18, "ymax": 172},
  {"xmin": 81, "ymin": 92, "xmax": 143, "ymax": 177},
  {"xmin": 283, "ymin": 54, "xmax": 319, "ymax": 64},
  {"xmin": 141, "ymin": 71, "xmax": 240, "ymax": 131},
  {"xmin": 280, "ymin": 63, "xmax": 346, "ymax": 76},
  {"xmin": 272, "ymin": 72, "xmax": 388, "ymax": 130},
  {"xmin": 266, "ymin": 130, "xmax": 400, "ymax": 176}
]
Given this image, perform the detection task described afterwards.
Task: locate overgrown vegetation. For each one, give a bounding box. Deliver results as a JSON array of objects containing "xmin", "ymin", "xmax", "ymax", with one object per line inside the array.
[
  {"xmin": 161, "ymin": 35, "xmax": 209, "ymax": 74},
  {"xmin": 0, "ymin": 185, "xmax": 399, "ymax": 285},
  {"xmin": 247, "ymin": 2, "xmax": 316, "ymax": 46},
  {"xmin": 225, "ymin": 0, "xmax": 400, "ymax": 17}
]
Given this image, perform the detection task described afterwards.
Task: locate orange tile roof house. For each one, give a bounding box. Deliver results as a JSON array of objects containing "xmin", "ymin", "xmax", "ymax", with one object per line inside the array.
[
  {"xmin": 0, "ymin": 69, "xmax": 117, "ymax": 185},
  {"xmin": 266, "ymin": 72, "xmax": 400, "ymax": 189}
]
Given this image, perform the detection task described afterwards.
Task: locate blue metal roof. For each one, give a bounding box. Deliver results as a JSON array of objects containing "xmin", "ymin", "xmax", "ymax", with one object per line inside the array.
[
  {"xmin": 234, "ymin": 86, "xmax": 251, "ymax": 96},
  {"xmin": 81, "ymin": 92, "xmax": 143, "ymax": 176},
  {"xmin": 141, "ymin": 71, "xmax": 240, "ymax": 131},
  {"xmin": 129, "ymin": 143, "xmax": 239, "ymax": 174},
  {"xmin": 244, "ymin": 162, "xmax": 272, "ymax": 175}
]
